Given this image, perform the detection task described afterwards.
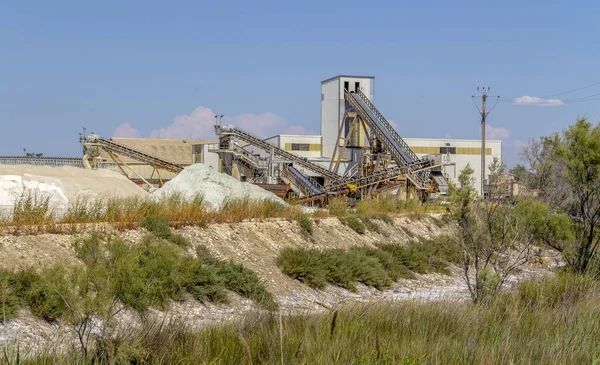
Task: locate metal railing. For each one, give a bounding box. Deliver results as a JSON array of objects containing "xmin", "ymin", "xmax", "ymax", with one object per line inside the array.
[{"xmin": 0, "ymin": 156, "xmax": 85, "ymax": 168}]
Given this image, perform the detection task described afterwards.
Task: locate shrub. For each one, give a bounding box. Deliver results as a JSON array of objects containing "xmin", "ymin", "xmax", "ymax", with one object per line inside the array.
[
  {"xmin": 216, "ymin": 260, "xmax": 277, "ymax": 310},
  {"xmin": 295, "ymin": 214, "xmax": 313, "ymax": 235},
  {"xmin": 358, "ymin": 215, "xmax": 380, "ymax": 234},
  {"xmin": 340, "ymin": 216, "xmax": 366, "ymax": 234},
  {"xmin": 321, "ymin": 250, "xmax": 356, "ymax": 291},
  {"xmin": 141, "ymin": 215, "xmax": 189, "ymax": 247},
  {"xmin": 345, "ymin": 248, "xmax": 391, "ymax": 290},
  {"xmin": 276, "ymin": 248, "xmax": 328, "ymax": 289},
  {"xmin": 372, "ymin": 213, "xmax": 393, "ymax": 224},
  {"xmin": 15, "ymin": 266, "xmax": 70, "ymax": 321},
  {"xmin": 278, "ymin": 237, "xmax": 460, "ymax": 291}
]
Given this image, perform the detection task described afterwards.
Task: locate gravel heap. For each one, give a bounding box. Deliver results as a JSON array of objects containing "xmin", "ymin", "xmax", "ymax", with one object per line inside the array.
[
  {"xmin": 0, "ymin": 165, "xmax": 147, "ymax": 216},
  {"xmin": 151, "ymin": 163, "xmax": 284, "ymax": 210}
]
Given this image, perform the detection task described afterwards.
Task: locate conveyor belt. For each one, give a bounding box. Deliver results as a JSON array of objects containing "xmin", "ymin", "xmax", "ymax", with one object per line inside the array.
[
  {"xmin": 283, "ymin": 165, "xmax": 325, "ymax": 197},
  {"xmin": 324, "ymin": 158, "xmax": 437, "ymax": 193},
  {"xmin": 430, "ymin": 171, "xmax": 449, "ymax": 194},
  {"xmin": 344, "ymin": 89, "xmax": 430, "ymax": 188},
  {"xmin": 83, "ymin": 137, "xmax": 183, "ymax": 173},
  {"xmin": 215, "ymin": 125, "xmax": 342, "ymax": 182}
]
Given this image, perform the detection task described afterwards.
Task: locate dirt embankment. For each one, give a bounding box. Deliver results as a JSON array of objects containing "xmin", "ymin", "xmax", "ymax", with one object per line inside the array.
[{"xmin": 0, "ymin": 214, "xmax": 556, "ymax": 348}]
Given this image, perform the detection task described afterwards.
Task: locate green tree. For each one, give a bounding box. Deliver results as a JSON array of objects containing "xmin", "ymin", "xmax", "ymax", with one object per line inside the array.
[
  {"xmin": 449, "ymin": 161, "xmax": 570, "ymax": 303},
  {"xmin": 553, "ymin": 118, "xmax": 600, "ymax": 273}
]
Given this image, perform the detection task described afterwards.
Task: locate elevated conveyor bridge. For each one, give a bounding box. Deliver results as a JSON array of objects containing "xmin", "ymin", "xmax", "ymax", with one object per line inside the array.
[
  {"xmin": 82, "ymin": 135, "xmax": 184, "ymax": 174},
  {"xmin": 344, "ymin": 89, "xmax": 435, "ymax": 189}
]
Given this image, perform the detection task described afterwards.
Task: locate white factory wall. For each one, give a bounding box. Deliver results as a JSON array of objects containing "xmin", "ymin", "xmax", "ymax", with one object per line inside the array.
[
  {"xmin": 321, "ymin": 75, "xmax": 374, "ymax": 160},
  {"xmin": 262, "ymin": 135, "xmax": 322, "ymax": 158},
  {"xmin": 200, "ymin": 143, "xmax": 220, "ymax": 169},
  {"xmin": 404, "ymin": 138, "xmax": 502, "ymax": 196}
]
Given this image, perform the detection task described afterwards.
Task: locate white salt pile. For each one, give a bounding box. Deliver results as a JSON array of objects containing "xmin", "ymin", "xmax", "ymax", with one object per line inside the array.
[
  {"xmin": 0, "ymin": 165, "xmax": 147, "ymax": 216},
  {"xmin": 151, "ymin": 164, "xmax": 285, "ymax": 210}
]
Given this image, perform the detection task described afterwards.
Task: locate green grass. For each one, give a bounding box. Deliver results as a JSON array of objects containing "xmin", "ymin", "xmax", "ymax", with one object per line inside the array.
[
  {"xmin": 14, "ymin": 273, "xmax": 600, "ymax": 364},
  {"xmin": 276, "ymin": 237, "xmax": 458, "ymax": 292}
]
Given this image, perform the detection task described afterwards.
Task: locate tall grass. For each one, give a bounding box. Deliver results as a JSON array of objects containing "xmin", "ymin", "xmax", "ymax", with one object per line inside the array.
[
  {"xmin": 355, "ymin": 197, "xmax": 446, "ymax": 215},
  {"xmin": 13, "ymin": 273, "xmax": 600, "ymax": 364},
  {"xmin": 0, "ymin": 193, "xmax": 302, "ymax": 233}
]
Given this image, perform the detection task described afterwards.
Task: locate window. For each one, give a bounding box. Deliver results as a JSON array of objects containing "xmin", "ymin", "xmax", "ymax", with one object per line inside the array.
[
  {"xmin": 291, "ymin": 143, "xmax": 310, "ymax": 151},
  {"xmin": 355, "ymin": 82, "xmax": 360, "ymax": 92},
  {"xmin": 440, "ymin": 147, "xmax": 456, "ymax": 154},
  {"xmin": 344, "ymin": 81, "xmax": 349, "ymax": 91}
]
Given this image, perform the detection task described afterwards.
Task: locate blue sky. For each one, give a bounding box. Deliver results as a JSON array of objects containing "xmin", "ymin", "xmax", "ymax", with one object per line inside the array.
[{"xmin": 2, "ymin": 1, "xmax": 599, "ymax": 166}]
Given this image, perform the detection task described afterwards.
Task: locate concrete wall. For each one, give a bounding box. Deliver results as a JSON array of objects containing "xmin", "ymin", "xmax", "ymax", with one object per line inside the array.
[
  {"xmin": 321, "ymin": 76, "xmax": 374, "ymax": 160},
  {"xmin": 404, "ymin": 138, "xmax": 502, "ymax": 196}
]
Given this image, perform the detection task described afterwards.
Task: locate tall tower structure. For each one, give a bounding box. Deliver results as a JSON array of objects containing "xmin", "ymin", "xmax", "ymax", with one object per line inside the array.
[{"xmin": 320, "ymin": 75, "xmax": 374, "ymax": 161}]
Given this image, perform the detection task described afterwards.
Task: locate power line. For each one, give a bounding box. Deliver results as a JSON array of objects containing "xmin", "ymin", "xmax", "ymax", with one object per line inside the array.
[
  {"xmin": 564, "ymin": 96, "xmax": 600, "ymax": 104},
  {"xmin": 542, "ymin": 81, "xmax": 600, "ymax": 98},
  {"xmin": 472, "ymin": 87, "xmax": 500, "ymax": 197},
  {"xmin": 563, "ymin": 92, "xmax": 600, "ymax": 103}
]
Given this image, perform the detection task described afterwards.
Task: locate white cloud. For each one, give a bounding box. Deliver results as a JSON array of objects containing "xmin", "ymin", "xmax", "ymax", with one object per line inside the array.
[
  {"xmin": 485, "ymin": 124, "xmax": 510, "ymax": 140},
  {"xmin": 112, "ymin": 122, "xmax": 140, "ymax": 138},
  {"xmin": 512, "ymin": 139, "xmax": 528, "ymax": 152},
  {"xmin": 513, "ymin": 95, "xmax": 564, "ymax": 107},
  {"xmin": 112, "ymin": 106, "xmax": 313, "ymax": 140},
  {"xmin": 443, "ymin": 133, "xmax": 452, "ymax": 139}
]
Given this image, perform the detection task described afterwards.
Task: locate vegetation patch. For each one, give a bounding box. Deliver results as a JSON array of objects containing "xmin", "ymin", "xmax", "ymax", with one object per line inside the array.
[
  {"xmin": 14, "ymin": 273, "xmax": 600, "ymax": 364},
  {"xmin": 339, "ymin": 216, "xmax": 366, "ymax": 234},
  {"xmin": 358, "ymin": 215, "xmax": 380, "ymax": 234},
  {"xmin": 295, "ymin": 214, "xmax": 313, "ymax": 235},
  {"xmin": 141, "ymin": 215, "xmax": 189, "ymax": 247},
  {"xmin": 3, "ymin": 233, "xmax": 276, "ymax": 326},
  {"xmin": 276, "ymin": 237, "xmax": 458, "ymax": 291}
]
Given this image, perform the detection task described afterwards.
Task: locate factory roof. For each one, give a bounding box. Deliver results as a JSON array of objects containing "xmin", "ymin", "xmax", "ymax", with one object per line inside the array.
[
  {"xmin": 98, "ymin": 138, "xmax": 217, "ymax": 165},
  {"xmin": 321, "ymin": 75, "xmax": 375, "ymax": 84}
]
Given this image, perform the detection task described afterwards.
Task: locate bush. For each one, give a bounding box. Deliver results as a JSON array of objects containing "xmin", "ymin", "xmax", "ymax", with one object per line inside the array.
[
  {"xmin": 216, "ymin": 260, "xmax": 277, "ymax": 310},
  {"xmin": 141, "ymin": 215, "xmax": 189, "ymax": 247},
  {"xmin": 372, "ymin": 213, "xmax": 393, "ymax": 224},
  {"xmin": 15, "ymin": 266, "xmax": 70, "ymax": 321},
  {"xmin": 295, "ymin": 214, "xmax": 313, "ymax": 235},
  {"xmin": 345, "ymin": 248, "xmax": 391, "ymax": 290},
  {"xmin": 358, "ymin": 215, "xmax": 380, "ymax": 234},
  {"xmin": 2, "ymin": 235, "xmax": 277, "ymax": 323},
  {"xmin": 276, "ymin": 248, "xmax": 328, "ymax": 289},
  {"xmin": 340, "ymin": 216, "xmax": 366, "ymax": 234},
  {"xmin": 276, "ymin": 239, "xmax": 459, "ymax": 292}
]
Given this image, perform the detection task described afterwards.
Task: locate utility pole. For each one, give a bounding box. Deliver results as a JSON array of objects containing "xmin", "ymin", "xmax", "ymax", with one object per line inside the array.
[{"xmin": 472, "ymin": 87, "xmax": 499, "ymax": 197}]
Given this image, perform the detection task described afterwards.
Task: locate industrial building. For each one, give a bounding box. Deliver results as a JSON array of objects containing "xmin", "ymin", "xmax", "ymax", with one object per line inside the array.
[
  {"xmin": 213, "ymin": 75, "xmax": 501, "ymax": 197},
  {"xmin": 77, "ymin": 74, "xmax": 502, "ymax": 199}
]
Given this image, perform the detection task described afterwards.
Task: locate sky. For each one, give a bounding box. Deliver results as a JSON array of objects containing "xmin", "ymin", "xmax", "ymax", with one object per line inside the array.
[{"xmin": 1, "ymin": 1, "xmax": 600, "ymax": 167}]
